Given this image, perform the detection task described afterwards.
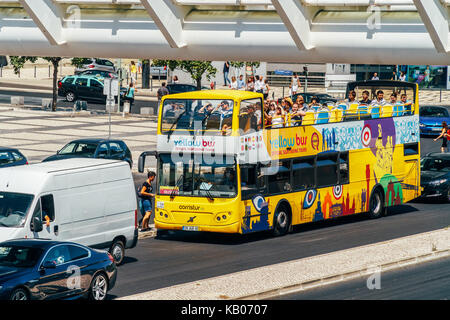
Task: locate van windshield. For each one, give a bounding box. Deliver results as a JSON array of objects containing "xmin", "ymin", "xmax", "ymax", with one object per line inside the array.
[{"xmin": 0, "ymin": 192, "xmax": 34, "ymax": 228}]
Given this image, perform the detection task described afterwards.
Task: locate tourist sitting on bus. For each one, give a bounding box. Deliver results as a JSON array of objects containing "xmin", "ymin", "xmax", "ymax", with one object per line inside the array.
[
  {"xmin": 371, "ymin": 90, "xmax": 386, "ymax": 106},
  {"xmin": 271, "ymin": 106, "xmax": 286, "ymax": 128},
  {"xmin": 400, "ymin": 93, "xmax": 413, "ymax": 114},
  {"xmin": 308, "ymin": 96, "xmax": 321, "ymax": 110},
  {"xmin": 389, "ymin": 92, "xmax": 398, "ymax": 104},
  {"xmin": 239, "ymin": 104, "xmax": 260, "ymax": 133},
  {"xmin": 289, "ymin": 103, "xmax": 306, "ymax": 127},
  {"xmin": 296, "ymin": 95, "xmax": 308, "ymax": 111},
  {"xmin": 341, "ymin": 90, "xmax": 357, "ymax": 105},
  {"xmin": 359, "ymin": 90, "xmax": 371, "ymax": 104}
]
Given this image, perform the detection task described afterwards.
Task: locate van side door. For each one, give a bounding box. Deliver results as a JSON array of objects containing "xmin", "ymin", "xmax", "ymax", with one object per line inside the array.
[{"xmin": 31, "ymin": 194, "xmax": 57, "ymax": 240}]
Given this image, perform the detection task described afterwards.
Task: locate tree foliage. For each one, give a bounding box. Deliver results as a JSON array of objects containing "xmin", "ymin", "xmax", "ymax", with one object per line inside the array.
[
  {"xmin": 9, "ymin": 56, "xmax": 38, "ymax": 74},
  {"xmin": 152, "ymin": 60, "xmax": 217, "ymax": 89},
  {"xmin": 71, "ymin": 57, "xmax": 89, "ymax": 69}
]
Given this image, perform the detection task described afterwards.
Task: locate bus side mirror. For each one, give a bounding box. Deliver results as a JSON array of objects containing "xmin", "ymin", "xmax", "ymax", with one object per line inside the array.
[
  {"xmin": 31, "ymin": 216, "xmax": 43, "ymax": 233},
  {"xmin": 138, "ymin": 151, "xmax": 157, "ymax": 173}
]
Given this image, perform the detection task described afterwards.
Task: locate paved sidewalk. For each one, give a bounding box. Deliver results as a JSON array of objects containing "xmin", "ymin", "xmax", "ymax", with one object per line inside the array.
[{"xmin": 0, "ymin": 105, "xmax": 158, "ymax": 170}]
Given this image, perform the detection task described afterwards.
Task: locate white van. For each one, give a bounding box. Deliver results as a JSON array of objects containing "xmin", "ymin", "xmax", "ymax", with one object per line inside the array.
[{"xmin": 0, "ymin": 158, "xmax": 138, "ymax": 264}]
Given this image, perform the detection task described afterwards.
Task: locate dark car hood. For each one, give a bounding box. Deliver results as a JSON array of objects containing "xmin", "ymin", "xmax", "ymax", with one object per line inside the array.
[
  {"xmin": 420, "ymin": 116, "xmax": 450, "ymax": 126},
  {"xmin": 421, "ymin": 171, "xmax": 449, "ymax": 183},
  {"xmin": 43, "ymin": 154, "xmax": 92, "ymax": 162}
]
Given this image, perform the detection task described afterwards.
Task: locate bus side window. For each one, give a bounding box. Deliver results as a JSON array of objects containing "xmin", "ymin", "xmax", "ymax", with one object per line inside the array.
[
  {"xmin": 339, "ymin": 152, "xmax": 349, "ymax": 184},
  {"xmin": 241, "ymin": 165, "xmax": 258, "ymax": 200},
  {"xmin": 317, "ymin": 153, "xmax": 339, "ymax": 187},
  {"xmin": 293, "ymin": 157, "xmax": 315, "ymax": 191},
  {"xmin": 265, "ymin": 161, "xmax": 291, "ymax": 194}
]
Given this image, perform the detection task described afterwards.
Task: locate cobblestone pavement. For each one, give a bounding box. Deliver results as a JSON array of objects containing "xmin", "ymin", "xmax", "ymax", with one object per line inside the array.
[{"xmin": 0, "ymin": 106, "xmax": 158, "ymax": 170}]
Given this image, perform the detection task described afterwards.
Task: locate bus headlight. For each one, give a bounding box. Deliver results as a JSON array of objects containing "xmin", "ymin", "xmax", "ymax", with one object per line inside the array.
[{"xmin": 430, "ymin": 179, "xmax": 447, "ymax": 186}]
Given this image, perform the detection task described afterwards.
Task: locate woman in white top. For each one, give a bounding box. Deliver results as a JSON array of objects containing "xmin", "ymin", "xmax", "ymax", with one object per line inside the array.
[
  {"xmin": 230, "ymin": 76, "xmax": 238, "ymax": 90},
  {"xmin": 291, "ymin": 74, "xmax": 301, "ymax": 95},
  {"xmin": 271, "ymin": 106, "xmax": 285, "ymax": 128}
]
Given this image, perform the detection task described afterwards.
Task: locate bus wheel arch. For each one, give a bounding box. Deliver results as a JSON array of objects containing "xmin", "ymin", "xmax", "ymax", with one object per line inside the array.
[
  {"xmin": 368, "ymin": 185, "xmax": 386, "ymax": 219},
  {"xmin": 272, "ymin": 200, "xmax": 292, "ymax": 236}
]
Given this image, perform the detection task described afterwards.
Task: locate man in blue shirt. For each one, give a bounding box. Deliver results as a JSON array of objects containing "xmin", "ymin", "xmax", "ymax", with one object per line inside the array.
[{"xmin": 237, "ymin": 75, "xmax": 245, "ymax": 90}]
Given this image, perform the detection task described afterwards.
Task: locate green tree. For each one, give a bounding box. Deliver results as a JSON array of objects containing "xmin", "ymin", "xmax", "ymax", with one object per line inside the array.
[
  {"xmin": 9, "ymin": 56, "xmax": 61, "ymax": 111},
  {"xmin": 71, "ymin": 57, "xmax": 89, "ymax": 69},
  {"xmin": 152, "ymin": 60, "xmax": 217, "ymax": 90}
]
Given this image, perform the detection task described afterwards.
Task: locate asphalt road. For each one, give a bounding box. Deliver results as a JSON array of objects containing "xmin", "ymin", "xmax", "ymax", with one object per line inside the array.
[
  {"xmin": 108, "ymin": 200, "xmax": 450, "ymax": 299},
  {"xmin": 276, "ymin": 256, "xmax": 450, "ymax": 300},
  {"xmin": 0, "ymin": 89, "xmax": 158, "ymax": 114}
]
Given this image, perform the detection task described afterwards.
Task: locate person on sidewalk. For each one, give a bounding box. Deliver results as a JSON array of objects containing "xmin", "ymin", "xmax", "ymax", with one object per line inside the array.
[
  {"xmin": 130, "ymin": 61, "xmax": 137, "ymax": 84},
  {"xmin": 157, "ymin": 82, "xmax": 169, "ymax": 102},
  {"xmin": 139, "ymin": 171, "xmax": 156, "ymax": 232},
  {"xmin": 123, "ymin": 82, "xmax": 136, "ymax": 105},
  {"xmin": 223, "ymin": 61, "xmax": 231, "ymax": 86}
]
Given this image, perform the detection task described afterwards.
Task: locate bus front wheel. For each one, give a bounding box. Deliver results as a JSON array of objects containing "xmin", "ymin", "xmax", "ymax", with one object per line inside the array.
[
  {"xmin": 272, "ymin": 205, "xmax": 291, "ymax": 236},
  {"xmin": 368, "ymin": 188, "xmax": 385, "ymax": 219}
]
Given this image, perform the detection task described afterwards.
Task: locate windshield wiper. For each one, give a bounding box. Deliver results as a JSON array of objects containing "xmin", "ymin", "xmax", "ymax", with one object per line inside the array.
[
  {"xmin": 167, "ymin": 110, "xmax": 188, "ymax": 142},
  {"xmin": 170, "ymin": 174, "xmax": 184, "ymax": 199},
  {"xmin": 0, "ymin": 222, "xmax": 10, "ymax": 227},
  {"xmin": 204, "ymin": 188, "xmax": 214, "ymax": 201}
]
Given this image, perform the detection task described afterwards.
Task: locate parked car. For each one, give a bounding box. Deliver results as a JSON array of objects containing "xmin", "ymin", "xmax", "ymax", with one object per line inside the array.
[
  {"xmin": 43, "ymin": 139, "xmax": 133, "ymax": 168},
  {"xmin": 0, "ymin": 158, "xmax": 138, "ymax": 265},
  {"xmin": 0, "ymin": 239, "xmax": 117, "ymax": 300},
  {"xmin": 74, "ymin": 58, "xmax": 116, "ymax": 74},
  {"xmin": 77, "ymin": 69, "xmax": 118, "ymax": 80},
  {"xmin": 419, "ymin": 106, "xmax": 450, "ymax": 136},
  {"xmin": 420, "ymin": 152, "xmax": 450, "ymax": 202},
  {"xmin": 58, "ymin": 75, "xmax": 127, "ymax": 104},
  {"xmin": 166, "ymin": 83, "xmax": 209, "ymax": 94},
  {"xmin": 278, "ymin": 92, "xmax": 338, "ymax": 104},
  {"xmin": 0, "ymin": 148, "xmax": 27, "ymax": 168}
]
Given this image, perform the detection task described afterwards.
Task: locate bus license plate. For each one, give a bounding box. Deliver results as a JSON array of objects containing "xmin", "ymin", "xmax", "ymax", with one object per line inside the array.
[{"xmin": 182, "ymin": 226, "xmax": 199, "ymax": 231}]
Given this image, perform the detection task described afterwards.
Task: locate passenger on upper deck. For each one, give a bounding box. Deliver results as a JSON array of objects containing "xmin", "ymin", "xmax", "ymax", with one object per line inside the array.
[
  {"xmin": 309, "ymin": 96, "xmax": 320, "ymax": 108},
  {"xmin": 371, "ymin": 90, "xmax": 386, "ymax": 106},
  {"xmin": 400, "ymin": 93, "xmax": 413, "ymax": 107},
  {"xmin": 296, "ymin": 95, "xmax": 308, "ymax": 111},
  {"xmin": 271, "ymin": 106, "xmax": 286, "ymax": 129},
  {"xmin": 239, "ymin": 104, "xmax": 260, "ymax": 133},
  {"xmin": 289, "ymin": 103, "xmax": 307, "ymax": 127},
  {"xmin": 359, "ymin": 90, "xmax": 371, "ymax": 105},
  {"xmin": 390, "ymin": 93, "xmax": 398, "ymax": 104},
  {"xmin": 344, "ymin": 90, "xmax": 357, "ymax": 105}
]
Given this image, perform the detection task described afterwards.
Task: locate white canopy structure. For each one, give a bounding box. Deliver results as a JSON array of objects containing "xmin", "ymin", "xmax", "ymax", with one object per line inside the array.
[{"xmin": 0, "ymin": 0, "xmax": 448, "ymax": 63}]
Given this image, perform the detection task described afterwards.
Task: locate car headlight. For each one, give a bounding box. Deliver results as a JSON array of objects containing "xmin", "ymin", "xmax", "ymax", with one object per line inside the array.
[
  {"xmin": 429, "ymin": 179, "xmax": 447, "ymax": 186},
  {"xmin": 419, "ymin": 123, "xmax": 425, "ymax": 127},
  {"xmin": 0, "ymin": 286, "xmax": 3, "ymax": 291}
]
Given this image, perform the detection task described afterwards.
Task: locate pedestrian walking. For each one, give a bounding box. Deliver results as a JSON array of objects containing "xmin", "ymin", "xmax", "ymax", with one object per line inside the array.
[
  {"xmin": 223, "ymin": 61, "xmax": 231, "ymax": 86},
  {"xmin": 139, "ymin": 171, "xmax": 156, "ymax": 232},
  {"xmin": 123, "ymin": 82, "xmax": 136, "ymax": 105},
  {"xmin": 157, "ymin": 82, "xmax": 170, "ymax": 102},
  {"xmin": 130, "ymin": 61, "xmax": 137, "ymax": 84},
  {"xmin": 434, "ymin": 122, "xmax": 449, "ymax": 153}
]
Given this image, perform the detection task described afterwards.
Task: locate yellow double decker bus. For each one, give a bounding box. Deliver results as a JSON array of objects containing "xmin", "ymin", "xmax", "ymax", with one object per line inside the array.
[{"xmin": 138, "ymin": 80, "xmax": 421, "ymax": 236}]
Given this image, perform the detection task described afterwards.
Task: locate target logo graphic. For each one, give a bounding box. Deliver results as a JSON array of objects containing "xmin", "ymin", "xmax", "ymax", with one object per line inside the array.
[
  {"xmin": 303, "ymin": 190, "xmax": 317, "ymax": 209},
  {"xmin": 333, "ymin": 185, "xmax": 343, "ymax": 200},
  {"xmin": 361, "ymin": 125, "xmax": 372, "ymax": 147}
]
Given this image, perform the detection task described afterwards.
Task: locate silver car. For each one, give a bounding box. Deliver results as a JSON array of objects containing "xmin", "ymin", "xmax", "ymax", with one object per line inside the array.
[{"xmin": 75, "ymin": 58, "xmax": 116, "ymax": 74}]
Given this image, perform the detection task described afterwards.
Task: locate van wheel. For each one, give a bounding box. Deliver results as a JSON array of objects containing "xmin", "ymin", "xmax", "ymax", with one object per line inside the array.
[
  {"xmin": 109, "ymin": 240, "xmax": 125, "ymax": 265},
  {"xmin": 10, "ymin": 288, "xmax": 28, "ymax": 300},
  {"xmin": 66, "ymin": 91, "xmax": 76, "ymax": 102},
  {"xmin": 272, "ymin": 205, "xmax": 291, "ymax": 236},
  {"xmin": 368, "ymin": 188, "xmax": 384, "ymax": 219}
]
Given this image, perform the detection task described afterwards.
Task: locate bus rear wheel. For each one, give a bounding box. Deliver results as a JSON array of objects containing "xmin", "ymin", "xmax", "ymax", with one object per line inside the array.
[
  {"xmin": 272, "ymin": 205, "xmax": 291, "ymax": 236},
  {"xmin": 368, "ymin": 188, "xmax": 385, "ymax": 219}
]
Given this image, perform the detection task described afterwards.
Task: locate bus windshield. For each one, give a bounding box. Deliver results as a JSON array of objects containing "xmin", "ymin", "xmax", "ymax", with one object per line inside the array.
[
  {"xmin": 158, "ymin": 154, "xmax": 237, "ymax": 198},
  {"xmin": 161, "ymin": 99, "xmax": 234, "ymax": 134}
]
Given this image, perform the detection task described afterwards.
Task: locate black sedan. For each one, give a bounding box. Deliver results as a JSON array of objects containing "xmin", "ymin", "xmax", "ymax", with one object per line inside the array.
[
  {"xmin": 43, "ymin": 139, "xmax": 133, "ymax": 168},
  {"xmin": 0, "ymin": 239, "xmax": 116, "ymax": 300},
  {"xmin": 166, "ymin": 83, "xmax": 209, "ymax": 94},
  {"xmin": 0, "ymin": 147, "xmax": 27, "ymax": 168},
  {"xmin": 420, "ymin": 153, "xmax": 450, "ymax": 202}
]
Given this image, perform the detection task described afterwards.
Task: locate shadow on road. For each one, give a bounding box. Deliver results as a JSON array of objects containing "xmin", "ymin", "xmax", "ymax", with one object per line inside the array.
[{"xmin": 152, "ymin": 204, "xmax": 422, "ymax": 245}]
